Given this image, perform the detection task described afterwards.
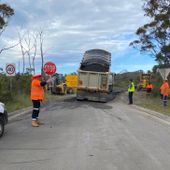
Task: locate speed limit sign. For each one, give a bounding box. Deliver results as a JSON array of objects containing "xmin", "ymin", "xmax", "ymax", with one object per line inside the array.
[{"xmin": 6, "ymin": 63, "xmax": 16, "ymax": 76}]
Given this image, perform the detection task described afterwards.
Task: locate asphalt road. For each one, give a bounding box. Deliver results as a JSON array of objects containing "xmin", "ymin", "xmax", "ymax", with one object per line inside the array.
[{"xmin": 1, "ymin": 96, "xmax": 170, "ymax": 170}]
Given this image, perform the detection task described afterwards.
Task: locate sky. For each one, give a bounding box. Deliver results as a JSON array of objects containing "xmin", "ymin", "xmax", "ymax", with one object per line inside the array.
[{"xmin": 0, "ymin": 0, "xmax": 157, "ymax": 74}]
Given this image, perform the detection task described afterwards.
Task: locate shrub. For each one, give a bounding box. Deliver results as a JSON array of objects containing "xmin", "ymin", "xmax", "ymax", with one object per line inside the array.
[{"xmin": 0, "ymin": 74, "xmax": 31, "ymax": 104}]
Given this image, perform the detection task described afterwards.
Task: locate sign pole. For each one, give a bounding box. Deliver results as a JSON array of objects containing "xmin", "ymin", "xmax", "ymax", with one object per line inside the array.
[{"xmin": 10, "ymin": 77, "xmax": 13, "ymax": 92}]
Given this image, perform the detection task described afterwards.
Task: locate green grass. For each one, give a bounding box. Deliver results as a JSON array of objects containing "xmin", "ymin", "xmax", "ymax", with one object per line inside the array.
[
  {"xmin": 5, "ymin": 91, "xmax": 62, "ymax": 113},
  {"xmin": 135, "ymin": 92, "xmax": 170, "ymax": 116},
  {"xmin": 6, "ymin": 94, "xmax": 32, "ymax": 112}
]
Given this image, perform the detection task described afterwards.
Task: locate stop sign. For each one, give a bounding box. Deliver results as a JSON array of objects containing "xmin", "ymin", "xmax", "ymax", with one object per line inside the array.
[{"xmin": 43, "ymin": 62, "xmax": 56, "ymax": 76}]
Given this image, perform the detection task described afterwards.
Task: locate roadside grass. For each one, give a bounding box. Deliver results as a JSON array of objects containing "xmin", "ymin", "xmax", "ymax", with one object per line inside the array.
[
  {"xmin": 6, "ymin": 94, "xmax": 32, "ymax": 113},
  {"xmin": 6, "ymin": 91, "xmax": 60, "ymax": 113},
  {"xmin": 135, "ymin": 91, "xmax": 170, "ymax": 116}
]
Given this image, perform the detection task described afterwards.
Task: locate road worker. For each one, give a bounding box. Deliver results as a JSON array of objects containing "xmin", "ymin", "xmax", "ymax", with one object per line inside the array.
[
  {"xmin": 160, "ymin": 82, "xmax": 164, "ymax": 99},
  {"xmin": 161, "ymin": 79, "xmax": 169, "ymax": 106},
  {"xmin": 128, "ymin": 79, "xmax": 135, "ymax": 104},
  {"xmin": 146, "ymin": 82, "xmax": 153, "ymax": 94},
  {"xmin": 31, "ymin": 74, "xmax": 51, "ymax": 127}
]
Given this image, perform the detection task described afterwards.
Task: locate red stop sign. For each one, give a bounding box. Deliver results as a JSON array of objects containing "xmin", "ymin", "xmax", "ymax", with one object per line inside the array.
[{"xmin": 43, "ymin": 62, "xmax": 56, "ymax": 75}]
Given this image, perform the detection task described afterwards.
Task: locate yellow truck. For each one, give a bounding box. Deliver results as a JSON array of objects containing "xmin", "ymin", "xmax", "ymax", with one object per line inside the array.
[
  {"xmin": 138, "ymin": 73, "xmax": 151, "ymax": 90},
  {"xmin": 65, "ymin": 74, "xmax": 77, "ymax": 94}
]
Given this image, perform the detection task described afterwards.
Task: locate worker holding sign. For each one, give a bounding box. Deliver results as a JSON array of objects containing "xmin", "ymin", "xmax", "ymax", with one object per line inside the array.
[{"xmin": 30, "ymin": 74, "xmax": 52, "ymax": 127}]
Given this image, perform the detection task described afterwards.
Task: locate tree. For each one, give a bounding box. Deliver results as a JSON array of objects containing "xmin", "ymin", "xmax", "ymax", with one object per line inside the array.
[
  {"xmin": 130, "ymin": 0, "xmax": 170, "ymax": 65},
  {"xmin": 0, "ymin": 3, "xmax": 14, "ymax": 33},
  {"xmin": 18, "ymin": 31, "xmax": 26, "ymax": 73},
  {"xmin": 0, "ymin": 43, "xmax": 18, "ymax": 55},
  {"xmin": 39, "ymin": 30, "xmax": 45, "ymax": 77},
  {"xmin": 18, "ymin": 29, "xmax": 47, "ymax": 75},
  {"xmin": 18, "ymin": 30, "xmax": 38, "ymax": 74},
  {"xmin": 0, "ymin": 3, "xmax": 17, "ymax": 55}
]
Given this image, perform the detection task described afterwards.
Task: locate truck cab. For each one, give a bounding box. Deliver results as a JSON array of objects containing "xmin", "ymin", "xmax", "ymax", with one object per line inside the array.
[{"xmin": 0, "ymin": 102, "xmax": 8, "ymax": 137}]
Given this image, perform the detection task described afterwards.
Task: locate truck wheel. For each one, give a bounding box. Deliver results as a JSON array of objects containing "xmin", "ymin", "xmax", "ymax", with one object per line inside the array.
[{"xmin": 0, "ymin": 119, "xmax": 4, "ymax": 138}]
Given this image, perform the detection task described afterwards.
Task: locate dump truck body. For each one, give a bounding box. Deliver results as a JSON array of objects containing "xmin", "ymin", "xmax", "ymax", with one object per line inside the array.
[
  {"xmin": 76, "ymin": 49, "xmax": 114, "ymax": 102},
  {"xmin": 77, "ymin": 70, "xmax": 114, "ymax": 102},
  {"xmin": 77, "ymin": 49, "xmax": 113, "ymax": 102}
]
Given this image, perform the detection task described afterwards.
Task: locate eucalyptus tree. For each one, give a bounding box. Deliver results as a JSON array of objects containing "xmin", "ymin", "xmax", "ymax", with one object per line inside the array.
[
  {"xmin": 0, "ymin": 3, "xmax": 14, "ymax": 34},
  {"xmin": 130, "ymin": 0, "xmax": 170, "ymax": 65},
  {"xmin": 0, "ymin": 3, "xmax": 17, "ymax": 55}
]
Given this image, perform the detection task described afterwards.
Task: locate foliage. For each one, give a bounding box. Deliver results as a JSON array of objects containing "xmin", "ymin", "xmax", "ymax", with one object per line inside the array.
[
  {"xmin": 114, "ymin": 68, "xmax": 169, "ymax": 97},
  {"xmin": 114, "ymin": 71, "xmax": 141, "ymax": 88},
  {"xmin": 152, "ymin": 64, "xmax": 170, "ymax": 74},
  {"xmin": 0, "ymin": 74, "xmax": 31, "ymax": 103},
  {"xmin": 150, "ymin": 72, "xmax": 163, "ymax": 96},
  {"xmin": 0, "ymin": 3, "xmax": 14, "ymax": 30},
  {"xmin": 130, "ymin": 0, "xmax": 170, "ymax": 64},
  {"xmin": 6, "ymin": 94, "xmax": 31, "ymax": 112}
]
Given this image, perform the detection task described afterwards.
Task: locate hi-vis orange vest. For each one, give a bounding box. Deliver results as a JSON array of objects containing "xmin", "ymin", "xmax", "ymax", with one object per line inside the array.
[
  {"xmin": 160, "ymin": 82, "xmax": 169, "ymax": 96},
  {"xmin": 146, "ymin": 84, "xmax": 153, "ymax": 89},
  {"xmin": 31, "ymin": 79, "xmax": 44, "ymax": 100}
]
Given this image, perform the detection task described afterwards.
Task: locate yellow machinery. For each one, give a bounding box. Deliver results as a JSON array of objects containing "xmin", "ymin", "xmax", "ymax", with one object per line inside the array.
[
  {"xmin": 65, "ymin": 74, "xmax": 77, "ymax": 94},
  {"xmin": 138, "ymin": 73, "xmax": 151, "ymax": 90},
  {"xmin": 51, "ymin": 73, "xmax": 67, "ymax": 95}
]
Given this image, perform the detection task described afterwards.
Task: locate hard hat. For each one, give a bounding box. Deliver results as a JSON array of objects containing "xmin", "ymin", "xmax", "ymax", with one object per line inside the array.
[{"xmin": 32, "ymin": 74, "xmax": 42, "ymax": 79}]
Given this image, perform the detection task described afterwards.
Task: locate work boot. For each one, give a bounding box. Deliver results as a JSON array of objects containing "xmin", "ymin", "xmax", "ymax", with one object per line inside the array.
[
  {"xmin": 32, "ymin": 120, "xmax": 39, "ymax": 127},
  {"xmin": 36, "ymin": 118, "xmax": 44, "ymax": 125}
]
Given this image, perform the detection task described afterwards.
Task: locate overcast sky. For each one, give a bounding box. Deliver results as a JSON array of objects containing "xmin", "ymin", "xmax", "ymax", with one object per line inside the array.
[{"xmin": 0, "ymin": 0, "xmax": 156, "ymax": 74}]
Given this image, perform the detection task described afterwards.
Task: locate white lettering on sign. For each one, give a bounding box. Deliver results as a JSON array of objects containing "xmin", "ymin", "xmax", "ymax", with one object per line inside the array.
[{"xmin": 43, "ymin": 62, "xmax": 57, "ymax": 76}]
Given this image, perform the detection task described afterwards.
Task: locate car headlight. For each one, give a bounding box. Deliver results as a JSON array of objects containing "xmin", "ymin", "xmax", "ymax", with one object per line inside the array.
[
  {"xmin": 0, "ymin": 102, "xmax": 5, "ymax": 113},
  {"xmin": 0, "ymin": 102, "xmax": 5, "ymax": 108}
]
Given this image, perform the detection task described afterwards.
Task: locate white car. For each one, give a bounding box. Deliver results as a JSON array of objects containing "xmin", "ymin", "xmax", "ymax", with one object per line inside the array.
[{"xmin": 0, "ymin": 102, "xmax": 8, "ymax": 137}]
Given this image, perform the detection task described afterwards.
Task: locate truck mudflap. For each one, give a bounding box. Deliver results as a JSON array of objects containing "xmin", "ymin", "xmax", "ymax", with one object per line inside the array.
[{"xmin": 76, "ymin": 90, "xmax": 113, "ymax": 102}]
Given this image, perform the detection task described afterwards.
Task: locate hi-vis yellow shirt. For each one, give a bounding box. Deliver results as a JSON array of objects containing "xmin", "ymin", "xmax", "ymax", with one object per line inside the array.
[{"xmin": 128, "ymin": 82, "xmax": 135, "ymax": 92}]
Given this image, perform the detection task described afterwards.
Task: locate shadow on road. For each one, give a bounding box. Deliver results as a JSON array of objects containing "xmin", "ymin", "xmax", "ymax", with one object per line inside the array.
[{"xmin": 47, "ymin": 96, "xmax": 114, "ymax": 111}]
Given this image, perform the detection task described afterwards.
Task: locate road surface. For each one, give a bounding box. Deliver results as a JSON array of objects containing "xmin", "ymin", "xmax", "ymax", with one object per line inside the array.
[{"xmin": 0, "ymin": 96, "xmax": 170, "ymax": 170}]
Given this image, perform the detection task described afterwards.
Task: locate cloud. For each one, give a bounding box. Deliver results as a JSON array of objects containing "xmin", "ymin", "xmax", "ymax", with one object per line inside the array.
[{"xmin": 0, "ymin": 0, "xmax": 154, "ymax": 73}]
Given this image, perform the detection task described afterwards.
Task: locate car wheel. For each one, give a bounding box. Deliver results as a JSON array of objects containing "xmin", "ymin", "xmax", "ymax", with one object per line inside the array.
[{"xmin": 0, "ymin": 119, "xmax": 4, "ymax": 138}]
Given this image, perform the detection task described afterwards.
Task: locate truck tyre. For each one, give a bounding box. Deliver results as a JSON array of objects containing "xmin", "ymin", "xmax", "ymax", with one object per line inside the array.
[{"xmin": 0, "ymin": 118, "xmax": 4, "ymax": 138}]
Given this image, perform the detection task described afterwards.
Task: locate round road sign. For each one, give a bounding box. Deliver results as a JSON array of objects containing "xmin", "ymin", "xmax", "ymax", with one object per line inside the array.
[
  {"xmin": 43, "ymin": 62, "xmax": 56, "ymax": 76},
  {"xmin": 6, "ymin": 64, "xmax": 16, "ymax": 76}
]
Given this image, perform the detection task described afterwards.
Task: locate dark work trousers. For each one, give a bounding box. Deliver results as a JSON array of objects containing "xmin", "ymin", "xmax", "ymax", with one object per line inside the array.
[
  {"xmin": 162, "ymin": 96, "xmax": 167, "ymax": 106},
  {"xmin": 32, "ymin": 100, "xmax": 41, "ymax": 119},
  {"xmin": 128, "ymin": 92, "xmax": 133, "ymax": 104},
  {"xmin": 146, "ymin": 88, "xmax": 152, "ymax": 93}
]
